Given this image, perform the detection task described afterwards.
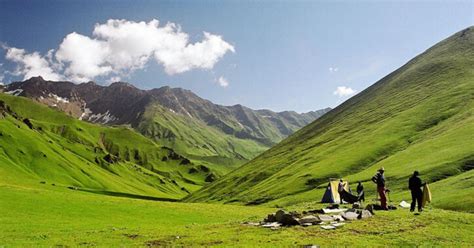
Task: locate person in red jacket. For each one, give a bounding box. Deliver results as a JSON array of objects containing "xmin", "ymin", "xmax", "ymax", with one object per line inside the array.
[{"xmin": 372, "ymin": 167, "xmax": 388, "ymax": 210}]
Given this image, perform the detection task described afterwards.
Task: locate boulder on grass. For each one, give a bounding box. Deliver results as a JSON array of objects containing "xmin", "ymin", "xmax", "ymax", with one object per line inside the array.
[
  {"xmin": 298, "ymin": 215, "xmax": 321, "ymax": 225},
  {"xmin": 262, "ymin": 222, "xmax": 281, "ymax": 228},
  {"xmin": 332, "ymin": 215, "xmax": 345, "ymax": 222},
  {"xmin": 341, "ymin": 211, "xmax": 359, "ymax": 220},
  {"xmin": 264, "ymin": 214, "xmax": 276, "ymax": 223},
  {"xmin": 280, "ymin": 213, "xmax": 300, "ymax": 226},
  {"xmin": 365, "ymin": 204, "xmax": 374, "ymax": 214},
  {"xmin": 275, "ymin": 210, "xmax": 286, "ymax": 223},
  {"xmin": 318, "ymin": 215, "xmax": 334, "ymax": 222},
  {"xmin": 358, "ymin": 210, "xmax": 373, "ymax": 219}
]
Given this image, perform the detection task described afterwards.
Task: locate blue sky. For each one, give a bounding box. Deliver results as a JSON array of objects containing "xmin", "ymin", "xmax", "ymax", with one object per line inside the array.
[{"xmin": 0, "ymin": 0, "xmax": 473, "ymax": 112}]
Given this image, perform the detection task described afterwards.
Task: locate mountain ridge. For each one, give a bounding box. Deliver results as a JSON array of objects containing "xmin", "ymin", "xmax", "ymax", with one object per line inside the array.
[{"xmin": 4, "ymin": 77, "xmax": 330, "ymax": 170}]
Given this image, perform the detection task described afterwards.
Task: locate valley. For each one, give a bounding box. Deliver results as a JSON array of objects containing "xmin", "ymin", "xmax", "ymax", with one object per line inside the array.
[{"xmin": 0, "ymin": 2, "xmax": 473, "ymax": 245}]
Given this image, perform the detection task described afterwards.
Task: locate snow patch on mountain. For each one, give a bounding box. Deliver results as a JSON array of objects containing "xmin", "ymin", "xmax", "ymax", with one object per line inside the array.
[
  {"xmin": 79, "ymin": 107, "xmax": 93, "ymax": 121},
  {"xmin": 48, "ymin": 93, "xmax": 69, "ymax": 103},
  {"xmin": 6, "ymin": 89, "xmax": 23, "ymax": 96},
  {"xmin": 88, "ymin": 110, "xmax": 118, "ymax": 124}
]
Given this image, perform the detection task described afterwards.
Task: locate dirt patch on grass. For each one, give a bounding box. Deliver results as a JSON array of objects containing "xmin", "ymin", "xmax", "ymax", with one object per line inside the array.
[
  {"xmin": 145, "ymin": 235, "xmax": 185, "ymax": 247},
  {"xmin": 198, "ymin": 240, "xmax": 224, "ymax": 246},
  {"xmin": 78, "ymin": 241, "xmax": 96, "ymax": 247},
  {"xmin": 123, "ymin": 233, "xmax": 140, "ymax": 239},
  {"xmin": 145, "ymin": 240, "xmax": 170, "ymax": 247}
]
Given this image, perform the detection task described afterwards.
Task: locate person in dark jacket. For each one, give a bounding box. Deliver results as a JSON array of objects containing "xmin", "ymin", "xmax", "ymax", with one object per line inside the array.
[
  {"xmin": 337, "ymin": 179, "xmax": 346, "ymax": 204},
  {"xmin": 357, "ymin": 181, "xmax": 365, "ymax": 202},
  {"xmin": 408, "ymin": 171, "xmax": 425, "ymax": 212},
  {"xmin": 372, "ymin": 167, "xmax": 388, "ymax": 210}
]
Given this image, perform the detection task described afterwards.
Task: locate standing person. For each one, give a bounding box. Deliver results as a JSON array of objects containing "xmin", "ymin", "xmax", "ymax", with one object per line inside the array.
[
  {"xmin": 357, "ymin": 181, "xmax": 365, "ymax": 202},
  {"xmin": 372, "ymin": 168, "xmax": 388, "ymax": 210},
  {"xmin": 409, "ymin": 171, "xmax": 425, "ymax": 212},
  {"xmin": 337, "ymin": 179, "xmax": 346, "ymax": 204}
]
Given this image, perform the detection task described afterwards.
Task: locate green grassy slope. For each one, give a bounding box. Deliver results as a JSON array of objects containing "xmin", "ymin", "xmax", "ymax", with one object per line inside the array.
[
  {"xmin": 0, "ymin": 93, "xmax": 217, "ymax": 199},
  {"xmin": 187, "ymin": 27, "xmax": 474, "ymax": 211},
  {"xmin": 137, "ymin": 103, "xmax": 268, "ymax": 173},
  {"xmin": 135, "ymin": 99, "xmax": 328, "ymax": 171}
]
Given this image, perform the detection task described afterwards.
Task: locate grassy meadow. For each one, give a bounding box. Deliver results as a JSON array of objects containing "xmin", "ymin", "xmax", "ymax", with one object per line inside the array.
[{"xmin": 1, "ymin": 182, "xmax": 474, "ymax": 247}]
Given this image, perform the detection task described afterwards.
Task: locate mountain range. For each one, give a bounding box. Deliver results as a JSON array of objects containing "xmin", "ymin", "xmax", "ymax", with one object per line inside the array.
[{"xmin": 2, "ymin": 78, "xmax": 329, "ymax": 173}]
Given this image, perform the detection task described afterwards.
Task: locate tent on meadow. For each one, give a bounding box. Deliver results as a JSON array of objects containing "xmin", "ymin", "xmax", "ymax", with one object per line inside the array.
[{"xmin": 321, "ymin": 179, "xmax": 352, "ymax": 203}]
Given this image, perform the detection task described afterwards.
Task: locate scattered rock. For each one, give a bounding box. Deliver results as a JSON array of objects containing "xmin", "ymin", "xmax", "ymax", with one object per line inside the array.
[
  {"xmin": 280, "ymin": 213, "xmax": 300, "ymax": 226},
  {"xmin": 341, "ymin": 211, "xmax": 359, "ymax": 221},
  {"xmin": 352, "ymin": 202, "xmax": 362, "ymax": 209},
  {"xmin": 318, "ymin": 215, "xmax": 334, "ymax": 222},
  {"xmin": 332, "ymin": 215, "xmax": 345, "ymax": 222},
  {"xmin": 266, "ymin": 210, "xmax": 300, "ymax": 226},
  {"xmin": 332, "ymin": 223, "xmax": 346, "ymax": 227},
  {"xmin": 365, "ymin": 204, "xmax": 374, "ymax": 214},
  {"xmin": 289, "ymin": 211, "xmax": 302, "ymax": 218},
  {"xmin": 261, "ymin": 222, "xmax": 281, "ymax": 228},
  {"xmin": 399, "ymin": 200, "xmax": 411, "ymax": 209},
  {"xmin": 258, "ymin": 205, "xmax": 374, "ymax": 230},
  {"xmin": 264, "ymin": 213, "xmax": 277, "ymax": 223},
  {"xmin": 298, "ymin": 215, "xmax": 321, "ymax": 225},
  {"xmin": 275, "ymin": 210, "xmax": 286, "ymax": 222},
  {"xmin": 320, "ymin": 225, "xmax": 336, "ymax": 230},
  {"xmin": 322, "ymin": 208, "xmax": 347, "ymax": 214},
  {"xmin": 242, "ymin": 222, "xmax": 260, "ymax": 226},
  {"xmin": 358, "ymin": 210, "xmax": 373, "ymax": 219}
]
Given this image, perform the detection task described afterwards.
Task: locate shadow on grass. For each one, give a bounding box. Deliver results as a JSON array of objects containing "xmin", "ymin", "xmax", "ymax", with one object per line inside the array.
[{"xmin": 77, "ymin": 188, "xmax": 179, "ymax": 202}]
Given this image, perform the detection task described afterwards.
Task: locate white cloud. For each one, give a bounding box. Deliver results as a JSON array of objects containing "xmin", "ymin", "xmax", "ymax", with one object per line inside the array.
[
  {"xmin": 3, "ymin": 19, "xmax": 234, "ymax": 83},
  {"xmin": 217, "ymin": 76, "xmax": 229, "ymax": 87},
  {"xmin": 4, "ymin": 47, "xmax": 62, "ymax": 81},
  {"xmin": 333, "ymin": 86, "xmax": 356, "ymax": 97},
  {"xmin": 329, "ymin": 67, "xmax": 339, "ymax": 73},
  {"xmin": 56, "ymin": 32, "xmax": 112, "ymax": 82},
  {"xmin": 155, "ymin": 31, "xmax": 235, "ymax": 74}
]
